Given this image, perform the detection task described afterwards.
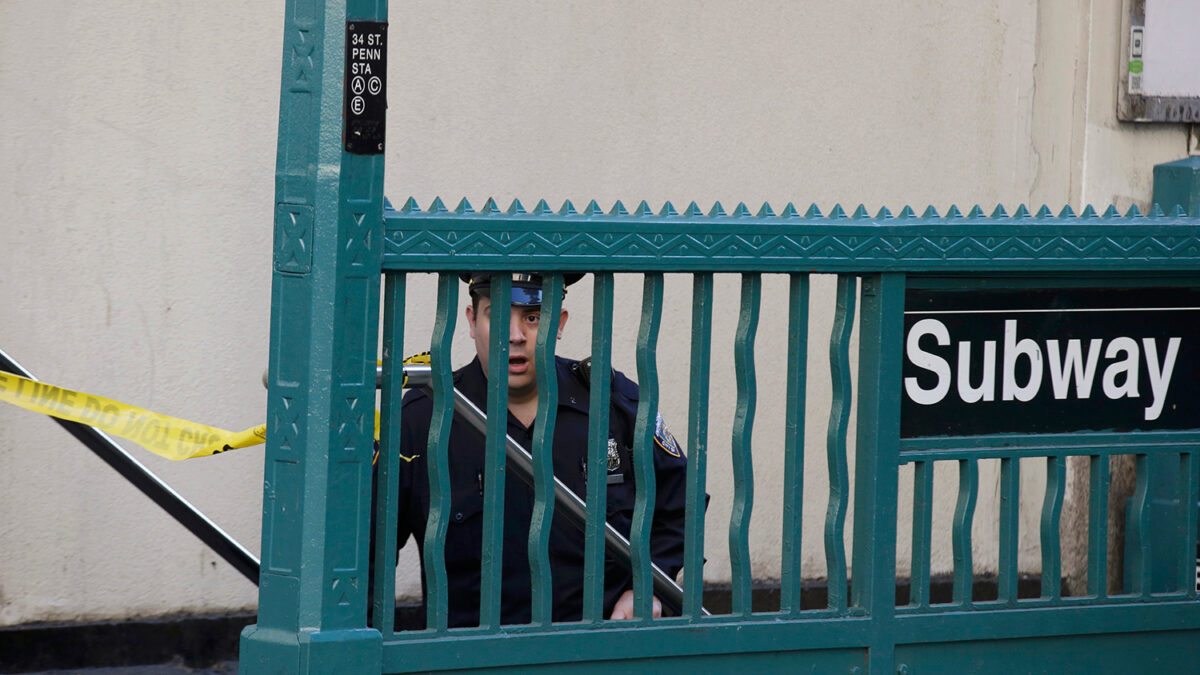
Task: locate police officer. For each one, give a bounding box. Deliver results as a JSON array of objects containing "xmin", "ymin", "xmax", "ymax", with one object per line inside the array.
[{"xmin": 394, "ymin": 273, "xmax": 690, "ymax": 627}]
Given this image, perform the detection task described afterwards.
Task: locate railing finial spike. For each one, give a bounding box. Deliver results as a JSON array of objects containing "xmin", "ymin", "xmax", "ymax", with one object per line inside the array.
[
  {"xmin": 1124, "ymin": 203, "xmax": 1143, "ymax": 218},
  {"xmin": 829, "ymin": 204, "xmax": 847, "ymax": 219},
  {"xmin": 533, "ymin": 199, "xmax": 553, "ymax": 215},
  {"xmin": 609, "ymin": 200, "xmax": 629, "ymax": 216},
  {"xmin": 781, "ymin": 202, "xmax": 800, "ymax": 218},
  {"xmin": 1013, "ymin": 204, "xmax": 1031, "ymax": 219},
  {"xmin": 757, "ymin": 202, "xmax": 776, "ymax": 218},
  {"xmin": 684, "ymin": 201, "xmax": 704, "ymax": 216},
  {"xmin": 507, "ymin": 198, "xmax": 527, "ymax": 215},
  {"xmin": 708, "ymin": 201, "xmax": 727, "ymax": 217},
  {"xmin": 1150, "ymin": 203, "xmax": 1165, "ymax": 217},
  {"xmin": 1036, "ymin": 204, "xmax": 1053, "ymax": 218},
  {"xmin": 558, "ymin": 199, "xmax": 578, "ymax": 216},
  {"xmin": 805, "ymin": 203, "xmax": 822, "ymax": 218},
  {"xmin": 400, "ymin": 197, "xmax": 421, "ymax": 213},
  {"xmin": 990, "ymin": 204, "xmax": 1008, "ymax": 219},
  {"xmin": 921, "ymin": 205, "xmax": 940, "ymax": 219},
  {"xmin": 967, "ymin": 204, "xmax": 985, "ymax": 219},
  {"xmin": 1058, "ymin": 204, "xmax": 1076, "ymax": 218},
  {"xmin": 429, "ymin": 196, "xmax": 448, "ymax": 213},
  {"xmin": 898, "ymin": 205, "xmax": 916, "ymax": 219},
  {"xmin": 481, "ymin": 197, "xmax": 500, "ymax": 214},
  {"xmin": 732, "ymin": 202, "xmax": 751, "ymax": 217},
  {"xmin": 1172, "ymin": 204, "xmax": 1187, "ymax": 217},
  {"xmin": 1079, "ymin": 204, "xmax": 1098, "ymax": 219},
  {"xmin": 583, "ymin": 199, "xmax": 604, "ymax": 216},
  {"xmin": 1102, "ymin": 204, "xmax": 1120, "ymax": 218},
  {"xmin": 454, "ymin": 198, "xmax": 474, "ymax": 215},
  {"xmin": 852, "ymin": 204, "xmax": 870, "ymax": 219},
  {"xmin": 945, "ymin": 205, "xmax": 963, "ymax": 218},
  {"xmin": 659, "ymin": 201, "xmax": 678, "ymax": 217},
  {"xmin": 875, "ymin": 205, "xmax": 893, "ymax": 219},
  {"xmin": 634, "ymin": 200, "xmax": 653, "ymax": 216}
]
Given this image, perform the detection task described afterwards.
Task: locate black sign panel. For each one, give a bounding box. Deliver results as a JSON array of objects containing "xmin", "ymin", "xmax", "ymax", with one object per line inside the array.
[
  {"xmin": 900, "ymin": 286, "xmax": 1200, "ymax": 438},
  {"xmin": 343, "ymin": 21, "xmax": 387, "ymax": 155}
]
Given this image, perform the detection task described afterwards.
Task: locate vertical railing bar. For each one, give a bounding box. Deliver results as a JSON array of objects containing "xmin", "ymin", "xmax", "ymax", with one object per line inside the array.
[
  {"xmin": 910, "ymin": 460, "xmax": 934, "ymax": 608},
  {"xmin": 1130, "ymin": 453, "xmax": 1152, "ymax": 596},
  {"xmin": 371, "ymin": 273, "xmax": 405, "ymax": 636},
  {"xmin": 1086, "ymin": 454, "xmax": 1109, "ymax": 599},
  {"xmin": 479, "ymin": 274, "xmax": 511, "ymax": 630},
  {"xmin": 423, "ymin": 273, "xmax": 458, "ymax": 632},
  {"xmin": 683, "ymin": 273, "xmax": 713, "ymax": 620},
  {"xmin": 780, "ymin": 273, "xmax": 809, "ymax": 615},
  {"xmin": 1040, "ymin": 455, "xmax": 1065, "ymax": 601},
  {"xmin": 951, "ymin": 459, "xmax": 978, "ymax": 606},
  {"xmin": 730, "ymin": 273, "xmax": 761, "ymax": 616},
  {"xmin": 997, "ymin": 457, "xmax": 1020, "ymax": 604},
  {"xmin": 1177, "ymin": 451, "xmax": 1198, "ymax": 597},
  {"xmin": 824, "ymin": 274, "xmax": 855, "ymax": 612},
  {"xmin": 583, "ymin": 273, "xmax": 615, "ymax": 623},
  {"xmin": 631, "ymin": 272, "xmax": 664, "ymax": 622},
  {"xmin": 528, "ymin": 274, "xmax": 564, "ymax": 626}
]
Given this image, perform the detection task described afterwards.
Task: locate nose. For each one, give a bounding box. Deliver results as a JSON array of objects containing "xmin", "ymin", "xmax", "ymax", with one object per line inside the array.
[{"xmin": 509, "ymin": 312, "xmax": 526, "ymax": 343}]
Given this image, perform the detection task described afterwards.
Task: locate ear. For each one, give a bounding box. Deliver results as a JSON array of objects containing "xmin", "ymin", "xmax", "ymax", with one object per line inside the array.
[
  {"xmin": 557, "ymin": 308, "xmax": 569, "ymax": 340},
  {"xmin": 465, "ymin": 304, "xmax": 477, "ymax": 340}
]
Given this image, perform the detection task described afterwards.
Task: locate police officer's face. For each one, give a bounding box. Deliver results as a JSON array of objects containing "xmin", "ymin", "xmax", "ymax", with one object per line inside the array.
[{"xmin": 466, "ymin": 296, "xmax": 569, "ymax": 398}]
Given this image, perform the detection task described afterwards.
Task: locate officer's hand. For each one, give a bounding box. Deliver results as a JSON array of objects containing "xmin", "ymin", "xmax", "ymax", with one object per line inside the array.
[{"xmin": 609, "ymin": 589, "xmax": 662, "ymax": 620}]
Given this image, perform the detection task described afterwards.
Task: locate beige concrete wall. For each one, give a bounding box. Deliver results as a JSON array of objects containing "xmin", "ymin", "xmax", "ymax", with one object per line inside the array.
[{"xmin": 0, "ymin": 0, "xmax": 1190, "ymax": 624}]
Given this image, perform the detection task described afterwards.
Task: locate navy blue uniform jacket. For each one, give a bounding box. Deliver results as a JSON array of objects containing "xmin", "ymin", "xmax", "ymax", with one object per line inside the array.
[{"xmin": 396, "ymin": 356, "xmax": 689, "ymax": 627}]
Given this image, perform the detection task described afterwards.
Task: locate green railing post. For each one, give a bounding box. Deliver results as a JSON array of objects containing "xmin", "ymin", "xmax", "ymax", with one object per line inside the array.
[
  {"xmin": 1153, "ymin": 156, "xmax": 1200, "ymax": 219},
  {"xmin": 240, "ymin": 0, "xmax": 387, "ymax": 672},
  {"xmin": 1124, "ymin": 159, "xmax": 1200, "ymax": 594},
  {"xmin": 852, "ymin": 273, "xmax": 904, "ymax": 674}
]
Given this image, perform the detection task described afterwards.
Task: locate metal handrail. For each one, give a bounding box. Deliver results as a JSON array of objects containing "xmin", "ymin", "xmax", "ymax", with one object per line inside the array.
[
  {"xmin": 0, "ymin": 348, "xmax": 260, "ymax": 585},
  {"xmin": 397, "ymin": 364, "xmax": 703, "ymax": 616}
]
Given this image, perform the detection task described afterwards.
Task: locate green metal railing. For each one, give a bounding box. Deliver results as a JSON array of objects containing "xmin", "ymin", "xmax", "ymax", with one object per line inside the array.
[
  {"xmin": 352, "ymin": 200, "xmax": 1200, "ymax": 673},
  {"xmin": 241, "ymin": 0, "xmax": 1200, "ymax": 671}
]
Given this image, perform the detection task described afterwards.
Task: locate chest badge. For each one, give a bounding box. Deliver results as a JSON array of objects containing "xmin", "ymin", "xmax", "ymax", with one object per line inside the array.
[{"xmin": 606, "ymin": 438, "xmax": 621, "ymax": 471}]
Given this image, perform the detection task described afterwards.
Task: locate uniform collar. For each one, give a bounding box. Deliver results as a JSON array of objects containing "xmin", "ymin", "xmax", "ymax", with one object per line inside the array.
[{"xmin": 457, "ymin": 356, "xmax": 593, "ymax": 415}]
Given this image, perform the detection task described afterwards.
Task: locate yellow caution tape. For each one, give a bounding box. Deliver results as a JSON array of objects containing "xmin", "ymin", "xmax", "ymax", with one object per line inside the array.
[
  {"xmin": 0, "ymin": 352, "xmax": 432, "ymax": 462},
  {"xmin": 0, "ymin": 370, "xmax": 264, "ymax": 460}
]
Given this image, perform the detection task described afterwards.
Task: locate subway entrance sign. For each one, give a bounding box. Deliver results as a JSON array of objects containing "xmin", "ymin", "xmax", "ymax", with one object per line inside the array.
[{"xmin": 900, "ymin": 284, "xmax": 1200, "ymax": 438}]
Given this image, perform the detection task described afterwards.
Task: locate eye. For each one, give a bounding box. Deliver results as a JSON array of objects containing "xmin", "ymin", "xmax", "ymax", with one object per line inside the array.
[{"xmin": 524, "ymin": 313, "xmax": 540, "ymax": 324}]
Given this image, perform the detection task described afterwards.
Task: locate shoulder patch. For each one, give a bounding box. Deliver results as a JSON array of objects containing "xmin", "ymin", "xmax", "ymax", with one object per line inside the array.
[{"xmin": 654, "ymin": 412, "xmax": 682, "ymax": 458}]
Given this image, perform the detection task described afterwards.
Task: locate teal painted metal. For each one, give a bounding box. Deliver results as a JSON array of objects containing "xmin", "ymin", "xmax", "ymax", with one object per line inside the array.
[
  {"xmin": 1153, "ymin": 156, "xmax": 1200, "ymax": 219},
  {"xmin": 824, "ymin": 276, "xmax": 855, "ymax": 613},
  {"xmin": 382, "ymin": 200, "xmax": 1200, "ymax": 272},
  {"xmin": 951, "ymin": 459, "xmax": 978, "ymax": 605},
  {"xmin": 1040, "ymin": 456, "xmax": 1066, "ymax": 600},
  {"xmin": 241, "ymin": 0, "xmax": 386, "ymax": 671},
  {"xmin": 253, "ymin": 8, "xmax": 1200, "ymax": 668},
  {"xmin": 480, "ymin": 274, "xmax": 511, "ymax": 631},
  {"xmin": 372, "ymin": 274, "xmax": 406, "ymax": 637},
  {"xmin": 529, "ymin": 274, "xmax": 563, "ymax": 626},
  {"xmin": 362, "ymin": 209, "xmax": 1200, "ymax": 673},
  {"xmin": 998, "ymin": 456, "xmax": 1020, "ymax": 604},
  {"xmin": 424, "ymin": 275, "xmax": 458, "ymax": 631},
  {"xmin": 583, "ymin": 273, "xmax": 614, "ymax": 623},
  {"xmin": 631, "ymin": 273, "xmax": 663, "ymax": 622},
  {"xmin": 253, "ymin": 194, "xmax": 1200, "ymax": 672},
  {"xmin": 729, "ymin": 273, "xmax": 759, "ymax": 617},
  {"xmin": 779, "ymin": 273, "xmax": 809, "ymax": 615},
  {"xmin": 909, "ymin": 461, "xmax": 934, "ymax": 608},
  {"xmin": 682, "ymin": 273, "xmax": 712, "ymax": 621}
]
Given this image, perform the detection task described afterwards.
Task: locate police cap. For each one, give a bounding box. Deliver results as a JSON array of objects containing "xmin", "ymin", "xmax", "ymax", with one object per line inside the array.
[{"xmin": 460, "ymin": 273, "xmax": 584, "ymax": 307}]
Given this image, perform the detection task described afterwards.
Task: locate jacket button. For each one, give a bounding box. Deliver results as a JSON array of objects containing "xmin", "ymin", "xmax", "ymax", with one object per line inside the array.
[{"xmin": 454, "ymin": 512, "xmax": 464, "ymax": 522}]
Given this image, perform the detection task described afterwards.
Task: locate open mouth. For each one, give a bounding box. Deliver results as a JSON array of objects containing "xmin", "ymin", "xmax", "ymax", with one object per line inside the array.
[{"xmin": 508, "ymin": 355, "xmax": 529, "ymax": 373}]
